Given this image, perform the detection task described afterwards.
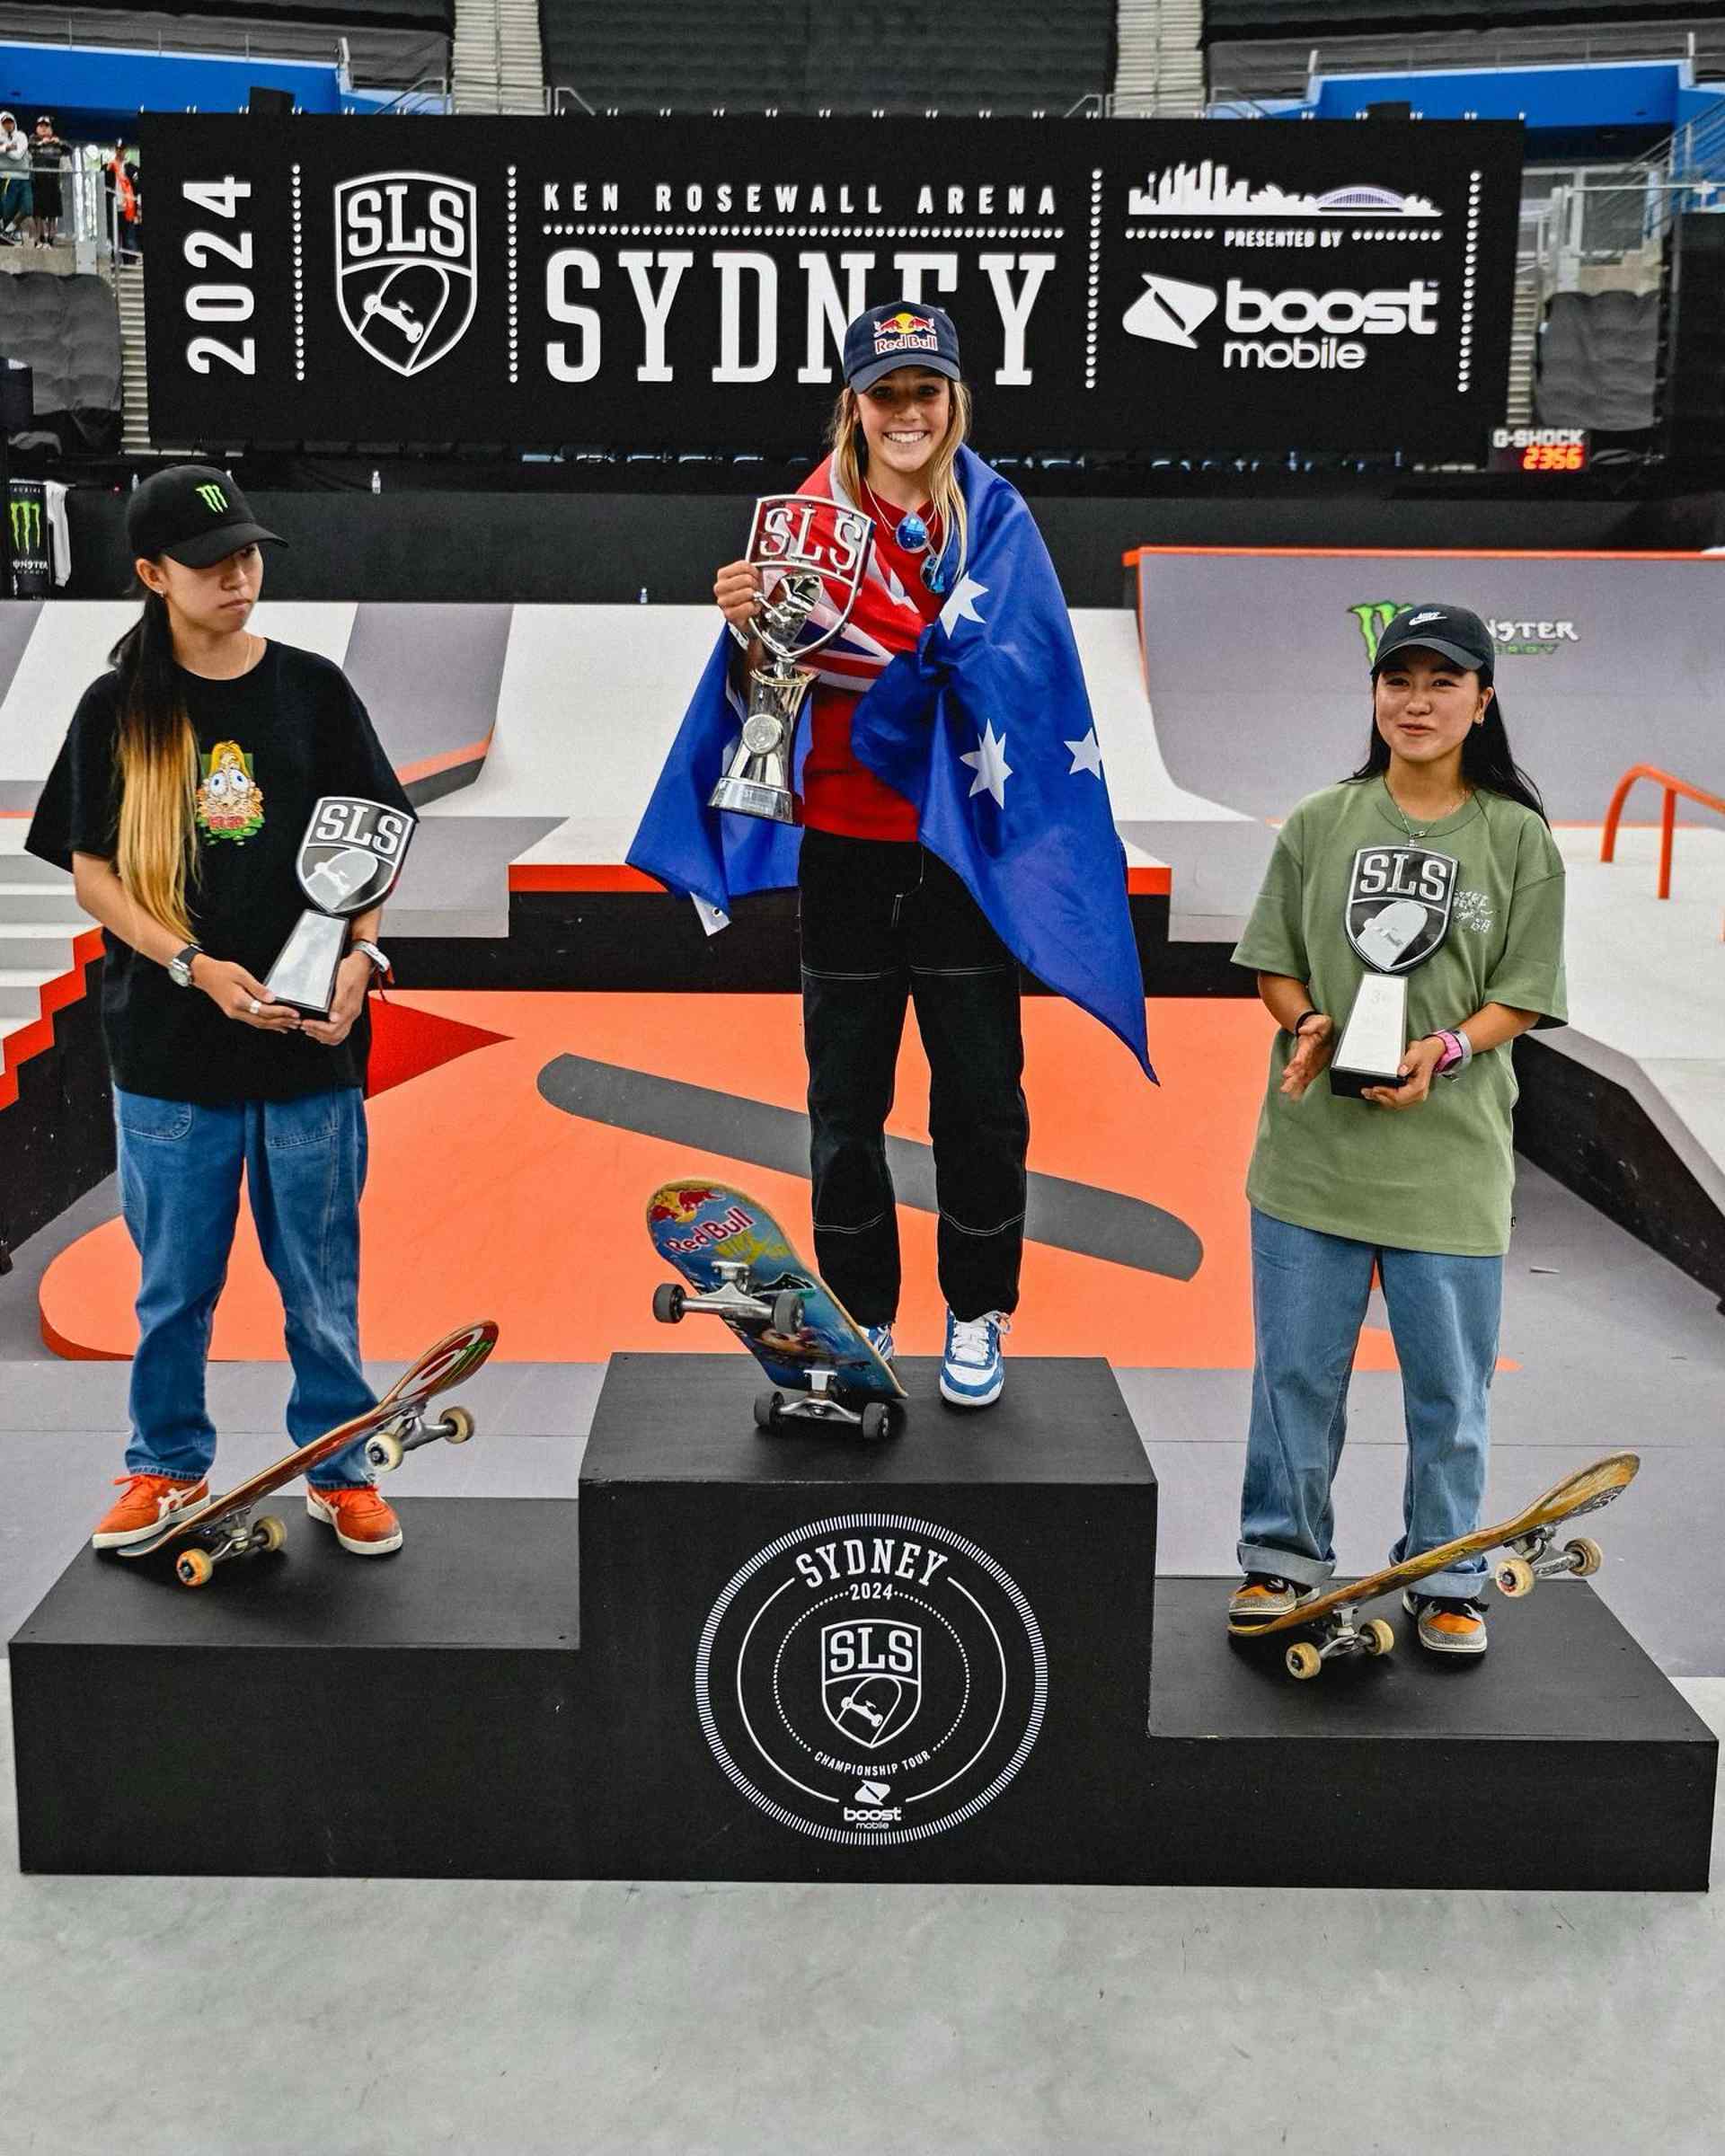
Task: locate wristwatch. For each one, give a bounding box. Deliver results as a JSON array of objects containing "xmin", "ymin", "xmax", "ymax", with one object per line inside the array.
[
  {"xmin": 167, "ymin": 942, "xmax": 202, "ymax": 989},
  {"xmin": 351, "ymin": 939, "xmax": 391, "ymax": 980}
]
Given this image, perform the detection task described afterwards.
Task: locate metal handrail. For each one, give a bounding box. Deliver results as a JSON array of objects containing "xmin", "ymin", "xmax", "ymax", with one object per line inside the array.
[{"xmin": 1601, "ymin": 764, "xmax": 1725, "ymax": 904}]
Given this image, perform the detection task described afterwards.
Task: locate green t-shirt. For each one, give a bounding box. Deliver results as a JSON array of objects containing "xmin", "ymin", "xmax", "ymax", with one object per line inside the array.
[{"xmin": 1231, "ymin": 778, "xmax": 1568, "ymax": 1258}]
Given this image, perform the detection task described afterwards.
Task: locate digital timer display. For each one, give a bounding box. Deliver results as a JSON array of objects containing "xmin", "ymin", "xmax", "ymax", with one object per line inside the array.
[
  {"xmin": 1519, "ymin": 442, "xmax": 1587, "ymax": 472},
  {"xmin": 1489, "ymin": 428, "xmax": 1589, "ymax": 474}
]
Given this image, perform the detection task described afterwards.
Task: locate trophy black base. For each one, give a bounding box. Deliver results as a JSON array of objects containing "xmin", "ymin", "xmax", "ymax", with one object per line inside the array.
[{"xmin": 1327, "ymin": 1064, "xmax": 1409, "ymax": 1100}]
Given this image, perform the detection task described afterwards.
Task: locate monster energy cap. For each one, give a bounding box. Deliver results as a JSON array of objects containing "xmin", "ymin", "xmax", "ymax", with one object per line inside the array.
[
  {"xmin": 127, "ymin": 464, "xmax": 286, "ymax": 569},
  {"xmin": 1370, "ymin": 604, "xmax": 1496, "ymax": 682}
]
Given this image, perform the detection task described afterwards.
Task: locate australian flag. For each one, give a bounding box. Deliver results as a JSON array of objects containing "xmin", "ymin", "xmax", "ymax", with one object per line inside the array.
[{"xmin": 628, "ymin": 446, "xmax": 1154, "ymax": 1079}]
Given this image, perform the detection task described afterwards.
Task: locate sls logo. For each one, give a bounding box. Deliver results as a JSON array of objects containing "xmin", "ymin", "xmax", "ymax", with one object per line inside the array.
[
  {"xmin": 335, "ymin": 172, "xmax": 478, "ymax": 378},
  {"xmin": 695, "ymin": 1513, "xmax": 1047, "ymax": 1847}
]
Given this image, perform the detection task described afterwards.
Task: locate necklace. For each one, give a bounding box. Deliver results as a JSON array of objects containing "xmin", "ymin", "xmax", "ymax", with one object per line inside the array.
[
  {"xmin": 1384, "ymin": 773, "xmax": 1468, "ymax": 842},
  {"xmin": 862, "ymin": 476, "xmax": 949, "ymax": 594}
]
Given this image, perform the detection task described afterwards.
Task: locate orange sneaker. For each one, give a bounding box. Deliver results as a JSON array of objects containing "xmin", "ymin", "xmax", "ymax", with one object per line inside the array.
[
  {"xmin": 305, "ymin": 1483, "xmax": 402, "ymax": 1556},
  {"xmin": 91, "ymin": 1472, "xmax": 209, "ymax": 1551}
]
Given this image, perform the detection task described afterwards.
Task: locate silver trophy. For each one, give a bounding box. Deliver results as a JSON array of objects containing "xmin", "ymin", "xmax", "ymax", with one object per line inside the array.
[
  {"xmin": 1330, "ymin": 844, "xmax": 1458, "ymax": 1098},
  {"xmin": 709, "ymin": 494, "xmax": 875, "ymax": 824},
  {"xmin": 264, "ymin": 796, "xmax": 417, "ymax": 1016}
]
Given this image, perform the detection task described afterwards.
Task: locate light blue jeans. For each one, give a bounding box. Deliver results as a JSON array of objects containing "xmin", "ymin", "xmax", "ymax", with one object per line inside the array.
[
  {"xmin": 1238, "ymin": 1206, "xmax": 1500, "ymax": 1599},
  {"xmin": 115, "ymin": 1086, "xmax": 376, "ymax": 1489}
]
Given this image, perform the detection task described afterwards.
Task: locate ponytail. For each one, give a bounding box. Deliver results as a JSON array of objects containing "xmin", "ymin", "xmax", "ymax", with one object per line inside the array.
[{"xmin": 108, "ymin": 588, "xmax": 199, "ymax": 941}]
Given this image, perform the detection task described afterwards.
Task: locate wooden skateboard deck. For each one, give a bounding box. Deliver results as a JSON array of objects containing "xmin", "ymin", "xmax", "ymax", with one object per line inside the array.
[
  {"xmin": 648, "ymin": 1180, "xmax": 905, "ymax": 1437},
  {"xmin": 116, "ymin": 1319, "xmax": 499, "ymax": 1585},
  {"xmin": 1229, "ymin": 1449, "xmax": 1640, "ymax": 1677}
]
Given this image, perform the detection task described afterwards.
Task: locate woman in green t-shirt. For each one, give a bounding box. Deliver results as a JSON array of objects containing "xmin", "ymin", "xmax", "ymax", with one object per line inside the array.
[{"xmin": 1227, "ymin": 604, "xmax": 1567, "ymax": 1659}]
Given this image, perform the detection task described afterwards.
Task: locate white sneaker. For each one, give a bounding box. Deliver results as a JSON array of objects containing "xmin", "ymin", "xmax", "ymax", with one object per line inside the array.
[{"xmin": 940, "ymin": 1309, "xmax": 1008, "ymax": 1409}]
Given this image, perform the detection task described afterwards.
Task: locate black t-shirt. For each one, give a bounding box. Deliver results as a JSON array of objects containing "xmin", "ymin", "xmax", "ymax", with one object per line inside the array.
[{"xmin": 26, "ymin": 640, "xmax": 412, "ymax": 1106}]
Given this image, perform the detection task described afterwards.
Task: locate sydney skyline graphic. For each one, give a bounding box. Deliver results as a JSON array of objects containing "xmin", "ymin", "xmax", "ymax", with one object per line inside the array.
[{"xmin": 1128, "ymin": 162, "xmax": 1440, "ymax": 219}]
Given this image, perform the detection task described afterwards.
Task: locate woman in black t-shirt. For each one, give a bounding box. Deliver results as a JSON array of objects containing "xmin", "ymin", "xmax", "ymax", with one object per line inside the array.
[{"xmin": 27, "ymin": 465, "xmax": 416, "ymax": 1559}]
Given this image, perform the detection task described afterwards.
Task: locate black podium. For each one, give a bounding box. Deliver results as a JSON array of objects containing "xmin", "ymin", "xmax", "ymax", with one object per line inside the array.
[{"xmin": 10, "ymin": 1355, "xmax": 1715, "ymax": 1888}]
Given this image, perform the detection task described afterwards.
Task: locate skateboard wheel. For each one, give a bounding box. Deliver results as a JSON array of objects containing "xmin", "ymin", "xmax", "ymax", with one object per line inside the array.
[
  {"xmin": 1564, "ymin": 1536, "xmax": 1604, "ymax": 1577},
  {"xmin": 771, "ymin": 1289, "xmax": 804, "ymax": 1336},
  {"xmin": 175, "ymin": 1547, "xmax": 215, "ymax": 1588},
  {"xmin": 753, "ymin": 1390, "xmax": 784, "ymax": 1433},
  {"xmin": 366, "ymin": 1430, "xmax": 405, "ymax": 1473},
  {"xmin": 652, "ymin": 1282, "xmax": 686, "ymax": 1325},
  {"xmin": 1362, "ymin": 1618, "xmax": 1394, "ymax": 1657},
  {"xmin": 1495, "ymin": 1555, "xmax": 1536, "ymax": 1599},
  {"xmin": 438, "ymin": 1405, "xmax": 474, "ymax": 1446},
  {"xmin": 859, "ymin": 1402, "xmax": 892, "ymax": 1444},
  {"xmin": 252, "ymin": 1515, "xmax": 287, "ymax": 1554},
  {"xmin": 1285, "ymin": 1642, "xmax": 1322, "ymax": 1681}
]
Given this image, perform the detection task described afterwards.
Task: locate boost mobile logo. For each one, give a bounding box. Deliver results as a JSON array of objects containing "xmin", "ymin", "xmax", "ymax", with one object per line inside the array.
[
  {"xmin": 335, "ymin": 171, "xmax": 478, "ymax": 378},
  {"xmin": 694, "ymin": 1512, "xmax": 1048, "ymax": 1847},
  {"xmin": 1126, "ymin": 273, "xmax": 1438, "ymax": 370}
]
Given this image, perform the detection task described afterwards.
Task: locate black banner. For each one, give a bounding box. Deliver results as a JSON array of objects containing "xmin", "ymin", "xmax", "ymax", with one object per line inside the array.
[{"xmin": 140, "ymin": 114, "xmax": 1521, "ymax": 457}]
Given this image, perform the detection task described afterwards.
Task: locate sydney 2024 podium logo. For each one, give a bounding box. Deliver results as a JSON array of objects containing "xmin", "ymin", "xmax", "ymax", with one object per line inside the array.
[{"xmin": 695, "ymin": 1514, "xmax": 1048, "ymax": 1847}]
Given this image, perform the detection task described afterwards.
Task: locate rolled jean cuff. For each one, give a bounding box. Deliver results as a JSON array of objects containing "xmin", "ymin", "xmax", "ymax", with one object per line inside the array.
[
  {"xmin": 1408, "ymin": 1560, "xmax": 1490, "ymax": 1600},
  {"xmin": 1237, "ymin": 1542, "xmax": 1335, "ymax": 1591}
]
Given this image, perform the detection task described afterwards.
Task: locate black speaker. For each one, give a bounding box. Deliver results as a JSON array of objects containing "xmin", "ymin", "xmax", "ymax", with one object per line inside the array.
[
  {"xmin": 0, "ymin": 359, "xmax": 32, "ymax": 433},
  {"xmin": 248, "ymin": 87, "xmax": 296, "ymax": 117},
  {"xmin": 1364, "ymin": 101, "xmax": 1414, "ymax": 122},
  {"xmin": 1667, "ymin": 213, "xmax": 1725, "ymax": 452}
]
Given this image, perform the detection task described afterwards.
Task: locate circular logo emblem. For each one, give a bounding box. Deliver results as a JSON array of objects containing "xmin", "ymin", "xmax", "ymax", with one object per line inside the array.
[{"xmin": 694, "ymin": 1511, "xmax": 1047, "ymax": 1847}]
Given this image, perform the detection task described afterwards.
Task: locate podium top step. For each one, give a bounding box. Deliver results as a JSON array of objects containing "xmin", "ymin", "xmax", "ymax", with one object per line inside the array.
[{"xmin": 583, "ymin": 1355, "xmax": 1155, "ymax": 1491}]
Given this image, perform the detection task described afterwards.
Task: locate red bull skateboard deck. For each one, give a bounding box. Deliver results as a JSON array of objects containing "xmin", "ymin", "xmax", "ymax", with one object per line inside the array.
[
  {"xmin": 1228, "ymin": 1449, "xmax": 1640, "ymax": 1679},
  {"xmin": 648, "ymin": 1180, "xmax": 907, "ymax": 1440},
  {"xmin": 115, "ymin": 1320, "xmax": 499, "ymax": 1586}
]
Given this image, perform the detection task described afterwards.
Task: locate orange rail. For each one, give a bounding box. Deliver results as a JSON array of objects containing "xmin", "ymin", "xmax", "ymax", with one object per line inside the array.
[{"xmin": 1600, "ymin": 764, "xmax": 1725, "ymax": 900}]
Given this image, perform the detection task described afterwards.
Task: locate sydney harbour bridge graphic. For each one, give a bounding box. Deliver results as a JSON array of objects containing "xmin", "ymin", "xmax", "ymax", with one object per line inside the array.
[{"xmin": 1128, "ymin": 162, "xmax": 1440, "ymax": 219}]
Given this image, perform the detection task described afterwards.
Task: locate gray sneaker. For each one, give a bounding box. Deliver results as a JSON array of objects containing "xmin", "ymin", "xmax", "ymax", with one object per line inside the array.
[
  {"xmin": 1403, "ymin": 1591, "xmax": 1489, "ymax": 1656},
  {"xmin": 1227, "ymin": 1575, "xmax": 1302, "ymax": 1625}
]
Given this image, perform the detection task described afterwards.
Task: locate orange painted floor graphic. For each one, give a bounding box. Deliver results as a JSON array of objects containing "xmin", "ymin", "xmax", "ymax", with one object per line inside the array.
[{"xmin": 40, "ymin": 993, "xmax": 1501, "ymax": 1373}]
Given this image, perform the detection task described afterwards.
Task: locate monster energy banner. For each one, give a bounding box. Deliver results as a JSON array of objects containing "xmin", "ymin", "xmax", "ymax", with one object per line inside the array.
[
  {"xmin": 1134, "ymin": 547, "xmax": 1725, "ymax": 825},
  {"xmin": 137, "ymin": 112, "xmax": 1521, "ymax": 456},
  {"xmin": 8, "ymin": 480, "xmax": 49, "ymax": 598}
]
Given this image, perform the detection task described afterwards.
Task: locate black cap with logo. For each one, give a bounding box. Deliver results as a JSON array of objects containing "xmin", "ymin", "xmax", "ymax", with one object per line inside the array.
[
  {"xmin": 1371, "ymin": 604, "xmax": 1496, "ymax": 681},
  {"xmin": 843, "ymin": 300, "xmax": 963, "ymax": 393},
  {"xmin": 126, "ymin": 464, "xmax": 286, "ymax": 569}
]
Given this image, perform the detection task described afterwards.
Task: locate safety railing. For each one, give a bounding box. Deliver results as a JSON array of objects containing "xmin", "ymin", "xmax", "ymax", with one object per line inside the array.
[{"xmin": 1601, "ymin": 764, "xmax": 1725, "ymax": 902}]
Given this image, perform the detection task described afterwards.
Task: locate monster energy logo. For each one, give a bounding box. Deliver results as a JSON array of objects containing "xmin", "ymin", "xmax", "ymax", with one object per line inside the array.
[
  {"xmin": 1349, "ymin": 602, "xmax": 1411, "ymax": 665},
  {"xmin": 8, "ymin": 496, "xmax": 42, "ymax": 556},
  {"xmin": 194, "ymin": 482, "xmax": 228, "ymax": 513}
]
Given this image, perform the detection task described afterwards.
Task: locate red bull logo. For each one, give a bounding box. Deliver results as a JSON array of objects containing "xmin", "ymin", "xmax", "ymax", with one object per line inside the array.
[
  {"xmin": 665, "ymin": 1204, "xmax": 755, "ymax": 1255},
  {"xmin": 872, "ymin": 309, "xmax": 937, "ymax": 355},
  {"xmin": 649, "ymin": 1184, "xmax": 725, "ymax": 1227}
]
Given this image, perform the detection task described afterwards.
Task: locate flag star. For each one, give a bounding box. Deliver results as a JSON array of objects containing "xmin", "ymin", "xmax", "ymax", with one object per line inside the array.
[
  {"xmin": 938, "ymin": 574, "xmax": 988, "ymax": 636},
  {"xmin": 1066, "ymin": 728, "xmax": 1104, "ymax": 778},
  {"xmin": 960, "ymin": 720, "xmax": 1013, "ymax": 808}
]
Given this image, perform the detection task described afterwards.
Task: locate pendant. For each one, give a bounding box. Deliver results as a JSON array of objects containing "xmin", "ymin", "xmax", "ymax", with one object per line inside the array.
[{"xmin": 895, "ymin": 511, "xmax": 929, "ymax": 552}]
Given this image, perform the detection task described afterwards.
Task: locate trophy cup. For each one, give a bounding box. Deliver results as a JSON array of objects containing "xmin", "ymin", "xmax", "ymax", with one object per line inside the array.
[
  {"xmin": 264, "ymin": 796, "xmax": 417, "ymax": 1016},
  {"xmin": 1329, "ymin": 844, "xmax": 1458, "ymax": 1099},
  {"xmin": 709, "ymin": 494, "xmax": 875, "ymax": 824}
]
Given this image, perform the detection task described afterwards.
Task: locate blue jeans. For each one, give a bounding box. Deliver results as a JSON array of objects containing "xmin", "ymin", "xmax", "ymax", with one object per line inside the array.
[
  {"xmin": 1238, "ymin": 1206, "xmax": 1500, "ymax": 1599},
  {"xmin": 115, "ymin": 1086, "xmax": 376, "ymax": 1489}
]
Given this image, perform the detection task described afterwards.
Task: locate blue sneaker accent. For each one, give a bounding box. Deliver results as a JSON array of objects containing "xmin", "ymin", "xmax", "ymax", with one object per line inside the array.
[
  {"xmin": 862, "ymin": 1322, "xmax": 895, "ymax": 1364},
  {"xmin": 940, "ymin": 1309, "xmax": 1008, "ymax": 1409}
]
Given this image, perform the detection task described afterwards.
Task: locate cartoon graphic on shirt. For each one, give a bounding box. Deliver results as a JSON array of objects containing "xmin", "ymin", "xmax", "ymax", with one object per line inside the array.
[
  {"xmin": 196, "ymin": 741, "xmax": 265, "ymax": 843},
  {"xmin": 1454, "ymin": 888, "xmax": 1496, "ymax": 935}
]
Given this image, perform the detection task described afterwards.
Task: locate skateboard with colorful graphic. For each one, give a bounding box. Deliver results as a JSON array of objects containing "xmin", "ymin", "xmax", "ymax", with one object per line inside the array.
[
  {"xmin": 648, "ymin": 1180, "xmax": 907, "ymax": 1440},
  {"xmin": 115, "ymin": 1320, "xmax": 499, "ymax": 1586},
  {"xmin": 1228, "ymin": 1450, "xmax": 1641, "ymax": 1679}
]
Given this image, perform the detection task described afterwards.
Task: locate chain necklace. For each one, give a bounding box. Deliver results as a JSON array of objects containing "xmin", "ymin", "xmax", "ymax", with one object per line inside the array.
[{"xmin": 1384, "ymin": 773, "xmax": 1468, "ymax": 842}]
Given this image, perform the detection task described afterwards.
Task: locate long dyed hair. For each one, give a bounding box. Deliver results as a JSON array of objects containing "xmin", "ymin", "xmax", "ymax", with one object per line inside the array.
[
  {"xmin": 107, "ymin": 586, "xmax": 199, "ymax": 941},
  {"xmin": 828, "ymin": 373, "xmax": 973, "ymax": 587}
]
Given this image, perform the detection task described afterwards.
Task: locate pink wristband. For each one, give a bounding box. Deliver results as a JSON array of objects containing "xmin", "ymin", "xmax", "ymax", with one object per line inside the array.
[{"xmin": 1432, "ymin": 1029, "xmax": 1464, "ymax": 1074}]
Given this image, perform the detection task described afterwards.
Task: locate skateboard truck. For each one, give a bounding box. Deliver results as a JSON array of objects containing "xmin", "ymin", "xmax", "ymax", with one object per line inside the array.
[
  {"xmin": 1492, "ymin": 1527, "xmax": 1604, "ymax": 1599},
  {"xmin": 652, "ymin": 1261, "xmax": 805, "ymax": 1341},
  {"xmin": 170, "ymin": 1510, "xmax": 288, "ymax": 1590},
  {"xmin": 363, "ymin": 1403, "xmax": 475, "ymax": 1474},
  {"xmin": 753, "ymin": 1368, "xmax": 898, "ymax": 1444},
  {"xmin": 1280, "ymin": 1600, "xmax": 1396, "ymax": 1683}
]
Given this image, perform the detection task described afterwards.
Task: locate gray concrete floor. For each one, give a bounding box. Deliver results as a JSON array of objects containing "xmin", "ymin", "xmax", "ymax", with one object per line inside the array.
[{"xmin": 3, "ymin": 1159, "xmax": 1723, "ymax": 2152}]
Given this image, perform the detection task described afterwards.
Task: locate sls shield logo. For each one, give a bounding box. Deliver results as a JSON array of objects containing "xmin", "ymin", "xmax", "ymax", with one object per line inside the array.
[
  {"xmin": 1346, "ymin": 846, "xmax": 1458, "ymax": 973},
  {"xmin": 695, "ymin": 1513, "xmax": 1047, "ymax": 1846},
  {"xmin": 335, "ymin": 172, "xmax": 477, "ymax": 378},
  {"xmin": 822, "ymin": 1621, "xmax": 922, "ymax": 1749}
]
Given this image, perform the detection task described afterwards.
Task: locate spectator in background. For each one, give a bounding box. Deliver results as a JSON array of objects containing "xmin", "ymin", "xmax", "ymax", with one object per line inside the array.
[
  {"xmin": 31, "ymin": 116, "xmax": 67, "ymax": 246},
  {"xmin": 114, "ymin": 153, "xmax": 141, "ymax": 261},
  {"xmin": 0, "ymin": 112, "xmax": 33, "ymax": 245}
]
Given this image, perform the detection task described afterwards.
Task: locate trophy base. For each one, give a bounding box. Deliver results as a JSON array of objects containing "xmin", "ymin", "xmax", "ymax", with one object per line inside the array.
[{"xmin": 708, "ymin": 775, "xmax": 801, "ymax": 825}]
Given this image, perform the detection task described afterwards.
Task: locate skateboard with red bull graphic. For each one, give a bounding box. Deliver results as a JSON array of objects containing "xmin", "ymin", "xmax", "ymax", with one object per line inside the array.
[
  {"xmin": 648, "ymin": 1180, "xmax": 907, "ymax": 1440},
  {"xmin": 115, "ymin": 1321, "xmax": 499, "ymax": 1586}
]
